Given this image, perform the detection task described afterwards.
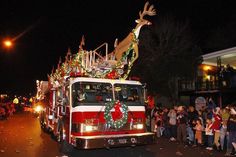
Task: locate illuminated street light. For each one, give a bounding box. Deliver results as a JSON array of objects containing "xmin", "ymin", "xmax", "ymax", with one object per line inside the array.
[
  {"xmin": 3, "ymin": 39, "xmax": 13, "ymax": 48},
  {"xmin": 1, "ymin": 21, "xmax": 38, "ymax": 50}
]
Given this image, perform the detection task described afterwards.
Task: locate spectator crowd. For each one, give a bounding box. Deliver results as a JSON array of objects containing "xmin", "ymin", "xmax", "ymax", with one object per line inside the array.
[
  {"xmin": 0, "ymin": 102, "xmax": 16, "ymax": 120},
  {"xmin": 149, "ymin": 100, "xmax": 236, "ymax": 156}
]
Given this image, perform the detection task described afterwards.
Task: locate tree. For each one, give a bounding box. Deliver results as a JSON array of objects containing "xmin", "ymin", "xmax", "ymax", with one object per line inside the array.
[{"xmin": 131, "ymin": 15, "xmax": 202, "ymax": 105}]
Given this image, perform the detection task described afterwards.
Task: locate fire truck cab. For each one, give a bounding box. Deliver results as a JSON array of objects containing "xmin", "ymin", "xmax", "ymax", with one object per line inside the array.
[{"xmin": 37, "ymin": 77, "xmax": 156, "ymax": 150}]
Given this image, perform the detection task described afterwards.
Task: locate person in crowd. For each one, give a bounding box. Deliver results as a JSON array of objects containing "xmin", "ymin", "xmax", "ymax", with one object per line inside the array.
[
  {"xmin": 211, "ymin": 107, "xmax": 222, "ymax": 150},
  {"xmin": 162, "ymin": 107, "xmax": 170, "ymax": 138},
  {"xmin": 176, "ymin": 106, "xmax": 188, "ymax": 146},
  {"xmin": 0, "ymin": 105, "xmax": 6, "ymax": 119},
  {"xmin": 194, "ymin": 118, "xmax": 204, "ymax": 146},
  {"xmin": 187, "ymin": 105, "xmax": 198, "ymax": 145},
  {"xmin": 155, "ymin": 109, "xmax": 164, "ymax": 138},
  {"xmin": 205, "ymin": 97, "xmax": 216, "ymax": 120},
  {"xmin": 207, "ymin": 97, "xmax": 216, "ymax": 111},
  {"xmin": 197, "ymin": 110, "xmax": 204, "ymax": 126},
  {"xmin": 225, "ymin": 107, "xmax": 236, "ymax": 156},
  {"xmin": 205, "ymin": 118, "xmax": 214, "ymax": 150},
  {"xmin": 2, "ymin": 103, "xmax": 10, "ymax": 119},
  {"xmin": 202, "ymin": 107, "xmax": 208, "ymax": 126},
  {"xmin": 220, "ymin": 119, "xmax": 228, "ymax": 151},
  {"xmin": 151, "ymin": 106, "xmax": 158, "ymax": 133},
  {"xmin": 168, "ymin": 108, "xmax": 177, "ymax": 141},
  {"xmin": 151, "ymin": 107, "xmax": 163, "ymax": 138},
  {"xmin": 7, "ymin": 102, "xmax": 15, "ymax": 117},
  {"xmin": 222, "ymin": 107, "xmax": 230, "ymax": 124}
]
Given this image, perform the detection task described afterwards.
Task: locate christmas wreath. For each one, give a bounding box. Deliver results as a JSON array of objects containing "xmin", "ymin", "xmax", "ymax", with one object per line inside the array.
[{"xmin": 104, "ymin": 100, "xmax": 128, "ymax": 129}]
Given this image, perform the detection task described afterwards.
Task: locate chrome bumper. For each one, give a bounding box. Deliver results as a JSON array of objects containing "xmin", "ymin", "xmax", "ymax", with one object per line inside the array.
[{"xmin": 74, "ymin": 132, "xmax": 156, "ymax": 149}]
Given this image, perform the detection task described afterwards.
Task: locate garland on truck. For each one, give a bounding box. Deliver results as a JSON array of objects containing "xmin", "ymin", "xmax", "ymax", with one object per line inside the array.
[{"xmin": 48, "ymin": 31, "xmax": 138, "ymax": 87}]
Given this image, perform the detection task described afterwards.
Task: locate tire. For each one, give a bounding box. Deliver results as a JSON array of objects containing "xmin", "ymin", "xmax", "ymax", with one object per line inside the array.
[{"xmin": 39, "ymin": 112, "xmax": 48, "ymax": 132}]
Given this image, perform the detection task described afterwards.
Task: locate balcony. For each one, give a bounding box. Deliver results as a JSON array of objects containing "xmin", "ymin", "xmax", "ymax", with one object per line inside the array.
[
  {"xmin": 178, "ymin": 80, "xmax": 219, "ymax": 92},
  {"xmin": 178, "ymin": 74, "xmax": 236, "ymax": 92}
]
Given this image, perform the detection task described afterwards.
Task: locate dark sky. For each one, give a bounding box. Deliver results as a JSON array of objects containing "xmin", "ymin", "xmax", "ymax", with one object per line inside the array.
[{"xmin": 0, "ymin": 0, "xmax": 235, "ymax": 96}]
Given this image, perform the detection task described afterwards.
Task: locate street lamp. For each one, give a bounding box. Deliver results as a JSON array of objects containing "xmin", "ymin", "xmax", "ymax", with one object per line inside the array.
[{"xmin": 3, "ymin": 39, "xmax": 13, "ymax": 48}]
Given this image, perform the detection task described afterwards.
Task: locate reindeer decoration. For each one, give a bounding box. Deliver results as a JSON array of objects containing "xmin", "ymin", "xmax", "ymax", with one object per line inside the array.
[
  {"xmin": 48, "ymin": 2, "xmax": 156, "ymax": 83},
  {"xmin": 113, "ymin": 1, "xmax": 156, "ymax": 63}
]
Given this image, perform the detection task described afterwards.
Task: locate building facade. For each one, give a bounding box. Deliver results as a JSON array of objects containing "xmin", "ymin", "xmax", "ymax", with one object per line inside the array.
[{"xmin": 178, "ymin": 47, "xmax": 236, "ymax": 108}]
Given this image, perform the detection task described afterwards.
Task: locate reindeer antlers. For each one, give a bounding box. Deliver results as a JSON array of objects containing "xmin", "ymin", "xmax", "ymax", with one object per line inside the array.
[{"xmin": 139, "ymin": 1, "xmax": 156, "ymax": 20}]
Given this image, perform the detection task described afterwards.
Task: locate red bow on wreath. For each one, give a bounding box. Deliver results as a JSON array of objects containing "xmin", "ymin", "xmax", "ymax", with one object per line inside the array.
[{"xmin": 112, "ymin": 101, "xmax": 122, "ymax": 121}]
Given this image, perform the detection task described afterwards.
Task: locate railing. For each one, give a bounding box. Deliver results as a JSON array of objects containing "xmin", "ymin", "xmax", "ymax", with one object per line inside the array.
[
  {"xmin": 93, "ymin": 42, "xmax": 108, "ymax": 61},
  {"xmin": 178, "ymin": 75, "xmax": 236, "ymax": 92},
  {"xmin": 178, "ymin": 80, "xmax": 195, "ymax": 91},
  {"xmin": 195, "ymin": 81, "xmax": 219, "ymax": 91},
  {"xmin": 178, "ymin": 80, "xmax": 219, "ymax": 91}
]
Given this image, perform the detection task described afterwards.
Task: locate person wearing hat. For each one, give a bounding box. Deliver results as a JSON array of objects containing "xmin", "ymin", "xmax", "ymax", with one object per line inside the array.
[{"xmin": 225, "ymin": 107, "xmax": 236, "ymax": 156}]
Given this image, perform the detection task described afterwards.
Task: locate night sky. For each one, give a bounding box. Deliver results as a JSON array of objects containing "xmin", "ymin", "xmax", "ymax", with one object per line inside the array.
[{"xmin": 0, "ymin": 0, "xmax": 235, "ymax": 96}]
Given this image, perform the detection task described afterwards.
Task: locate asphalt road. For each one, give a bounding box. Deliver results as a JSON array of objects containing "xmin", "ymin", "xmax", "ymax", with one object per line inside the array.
[{"xmin": 0, "ymin": 112, "xmax": 225, "ymax": 157}]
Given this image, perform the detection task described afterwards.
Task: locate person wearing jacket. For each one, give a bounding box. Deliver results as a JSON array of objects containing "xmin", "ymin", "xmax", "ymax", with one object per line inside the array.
[
  {"xmin": 176, "ymin": 106, "xmax": 188, "ymax": 145},
  {"xmin": 225, "ymin": 107, "xmax": 236, "ymax": 156},
  {"xmin": 211, "ymin": 107, "xmax": 222, "ymax": 150}
]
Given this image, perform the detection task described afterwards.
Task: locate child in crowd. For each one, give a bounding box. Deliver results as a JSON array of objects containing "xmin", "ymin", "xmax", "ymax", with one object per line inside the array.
[
  {"xmin": 194, "ymin": 119, "xmax": 203, "ymax": 146},
  {"xmin": 205, "ymin": 118, "xmax": 214, "ymax": 150}
]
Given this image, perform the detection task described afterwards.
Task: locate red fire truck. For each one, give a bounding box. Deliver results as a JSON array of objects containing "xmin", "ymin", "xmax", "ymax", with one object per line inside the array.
[
  {"xmin": 36, "ymin": 77, "xmax": 156, "ymax": 151},
  {"xmin": 35, "ymin": 1, "xmax": 157, "ymax": 151}
]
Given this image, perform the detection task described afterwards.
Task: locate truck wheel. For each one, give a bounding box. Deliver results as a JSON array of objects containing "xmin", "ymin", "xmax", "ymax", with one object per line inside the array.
[
  {"xmin": 39, "ymin": 113, "xmax": 48, "ymax": 133},
  {"xmin": 39, "ymin": 118, "xmax": 45, "ymax": 129}
]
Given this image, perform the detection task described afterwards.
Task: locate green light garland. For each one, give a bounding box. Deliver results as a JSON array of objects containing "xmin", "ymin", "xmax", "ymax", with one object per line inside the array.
[
  {"xmin": 104, "ymin": 101, "xmax": 128, "ymax": 129},
  {"xmin": 49, "ymin": 29, "xmax": 138, "ymax": 84},
  {"xmin": 73, "ymin": 51, "xmax": 91, "ymax": 75}
]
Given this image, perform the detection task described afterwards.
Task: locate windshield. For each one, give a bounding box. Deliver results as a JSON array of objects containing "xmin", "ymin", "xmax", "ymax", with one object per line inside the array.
[
  {"xmin": 114, "ymin": 84, "xmax": 143, "ymax": 106},
  {"xmin": 72, "ymin": 82, "xmax": 113, "ymax": 107}
]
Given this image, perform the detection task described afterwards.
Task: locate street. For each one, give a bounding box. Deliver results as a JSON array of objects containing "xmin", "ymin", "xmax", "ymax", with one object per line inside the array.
[{"xmin": 0, "ymin": 112, "xmax": 225, "ymax": 157}]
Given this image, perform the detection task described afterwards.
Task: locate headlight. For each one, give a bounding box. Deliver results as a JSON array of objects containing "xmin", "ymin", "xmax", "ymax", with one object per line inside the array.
[
  {"xmin": 34, "ymin": 105, "xmax": 42, "ymax": 113},
  {"xmin": 81, "ymin": 118, "xmax": 99, "ymax": 132},
  {"xmin": 81, "ymin": 124, "xmax": 98, "ymax": 132},
  {"xmin": 132, "ymin": 118, "xmax": 144, "ymax": 130},
  {"xmin": 85, "ymin": 125, "xmax": 93, "ymax": 132},
  {"xmin": 85, "ymin": 125, "xmax": 98, "ymax": 132},
  {"xmin": 133, "ymin": 123, "xmax": 144, "ymax": 130}
]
